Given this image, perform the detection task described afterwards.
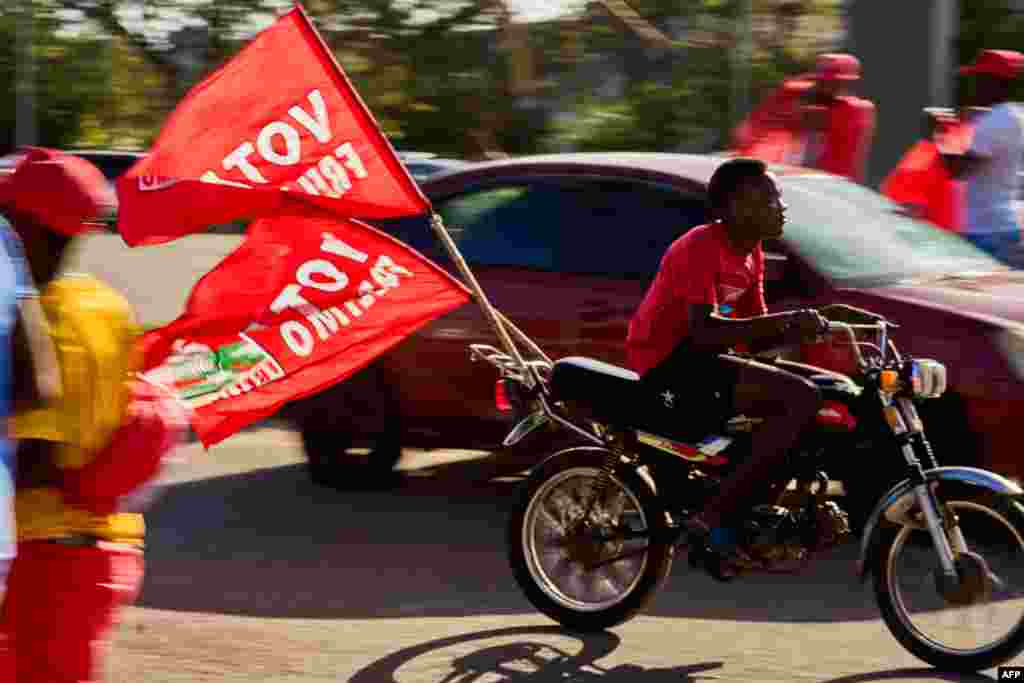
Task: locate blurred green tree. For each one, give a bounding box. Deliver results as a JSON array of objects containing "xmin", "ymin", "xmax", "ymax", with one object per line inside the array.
[
  {"xmin": 4, "ymin": 0, "xmax": 848, "ymax": 156},
  {"xmin": 0, "ymin": 6, "xmax": 116, "ymax": 152}
]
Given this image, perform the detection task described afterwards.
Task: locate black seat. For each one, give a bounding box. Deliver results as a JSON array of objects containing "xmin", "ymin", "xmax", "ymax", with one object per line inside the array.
[
  {"xmin": 549, "ymin": 355, "xmax": 733, "ymax": 440},
  {"xmin": 549, "ymin": 356, "xmax": 640, "ymax": 424}
]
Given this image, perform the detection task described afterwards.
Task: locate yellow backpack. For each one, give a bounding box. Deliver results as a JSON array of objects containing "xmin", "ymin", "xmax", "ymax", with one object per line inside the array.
[
  {"xmin": 12, "ymin": 274, "xmax": 141, "ymax": 457},
  {"xmin": 11, "ymin": 274, "xmax": 146, "ymax": 544}
]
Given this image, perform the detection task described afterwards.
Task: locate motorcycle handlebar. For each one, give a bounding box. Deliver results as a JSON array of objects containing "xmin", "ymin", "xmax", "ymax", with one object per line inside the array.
[
  {"xmin": 824, "ymin": 320, "xmax": 892, "ymax": 334},
  {"xmin": 821, "ymin": 319, "xmax": 897, "ymax": 367}
]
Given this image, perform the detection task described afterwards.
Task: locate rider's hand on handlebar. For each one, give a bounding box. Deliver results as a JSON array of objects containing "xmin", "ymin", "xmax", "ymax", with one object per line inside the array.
[{"xmin": 785, "ymin": 309, "xmax": 830, "ymax": 343}]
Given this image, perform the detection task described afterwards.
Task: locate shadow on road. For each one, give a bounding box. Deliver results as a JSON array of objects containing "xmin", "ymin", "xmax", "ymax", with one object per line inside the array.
[
  {"xmin": 347, "ymin": 625, "xmax": 724, "ymax": 682},
  {"xmin": 138, "ymin": 462, "xmax": 880, "ymax": 623},
  {"xmin": 819, "ymin": 668, "xmax": 995, "ymax": 682}
]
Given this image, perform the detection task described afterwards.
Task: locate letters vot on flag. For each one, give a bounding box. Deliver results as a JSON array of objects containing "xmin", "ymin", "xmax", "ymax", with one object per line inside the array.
[
  {"xmin": 127, "ymin": 2, "xmax": 532, "ymax": 446},
  {"xmin": 115, "ymin": 4, "xmax": 429, "ymax": 246},
  {"xmin": 140, "ymin": 209, "xmax": 471, "ymax": 447}
]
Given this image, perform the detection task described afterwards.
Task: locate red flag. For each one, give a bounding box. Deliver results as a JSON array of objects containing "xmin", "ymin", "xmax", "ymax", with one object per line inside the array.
[
  {"xmin": 140, "ymin": 208, "xmax": 471, "ymax": 447},
  {"xmin": 116, "ymin": 5, "xmax": 429, "ymax": 246}
]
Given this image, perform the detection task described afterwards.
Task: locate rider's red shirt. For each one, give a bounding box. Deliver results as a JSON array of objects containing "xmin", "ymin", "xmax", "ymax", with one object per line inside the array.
[{"xmin": 627, "ymin": 222, "xmax": 766, "ymax": 376}]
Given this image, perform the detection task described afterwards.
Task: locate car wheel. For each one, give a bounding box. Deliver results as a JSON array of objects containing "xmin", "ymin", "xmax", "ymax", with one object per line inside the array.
[
  {"xmin": 287, "ymin": 363, "xmax": 405, "ymax": 490},
  {"xmin": 300, "ymin": 421, "xmax": 403, "ymax": 490}
]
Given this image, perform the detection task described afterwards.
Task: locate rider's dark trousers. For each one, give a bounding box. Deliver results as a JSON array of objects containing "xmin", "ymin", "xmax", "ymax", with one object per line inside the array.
[{"xmin": 640, "ymin": 345, "xmax": 824, "ymax": 528}]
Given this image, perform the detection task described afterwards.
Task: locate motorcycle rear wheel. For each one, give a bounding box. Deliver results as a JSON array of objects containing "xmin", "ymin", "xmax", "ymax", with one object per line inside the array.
[{"xmin": 507, "ymin": 448, "xmax": 674, "ymax": 632}]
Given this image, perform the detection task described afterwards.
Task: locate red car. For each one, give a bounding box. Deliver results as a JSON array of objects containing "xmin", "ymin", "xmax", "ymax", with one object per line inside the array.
[{"xmin": 285, "ymin": 152, "xmax": 1024, "ymax": 504}]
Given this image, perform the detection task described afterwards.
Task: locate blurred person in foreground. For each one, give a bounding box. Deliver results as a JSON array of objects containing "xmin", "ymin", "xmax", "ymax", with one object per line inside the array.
[
  {"xmin": 731, "ymin": 53, "xmax": 876, "ymax": 183},
  {"xmin": 0, "ymin": 212, "xmax": 61, "ymax": 600},
  {"xmin": 937, "ymin": 49, "xmax": 1024, "ymax": 266},
  {"xmin": 0, "ymin": 147, "xmax": 190, "ymax": 683}
]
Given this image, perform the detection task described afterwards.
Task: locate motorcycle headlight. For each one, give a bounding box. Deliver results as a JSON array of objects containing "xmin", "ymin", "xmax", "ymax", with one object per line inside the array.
[
  {"xmin": 907, "ymin": 359, "xmax": 947, "ymax": 399},
  {"xmin": 996, "ymin": 327, "xmax": 1024, "ymax": 381}
]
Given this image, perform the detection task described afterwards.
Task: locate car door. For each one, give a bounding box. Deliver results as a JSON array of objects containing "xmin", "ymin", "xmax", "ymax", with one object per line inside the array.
[
  {"xmin": 380, "ymin": 175, "xmax": 709, "ymax": 446},
  {"xmin": 380, "ymin": 179, "xmax": 580, "ymax": 444}
]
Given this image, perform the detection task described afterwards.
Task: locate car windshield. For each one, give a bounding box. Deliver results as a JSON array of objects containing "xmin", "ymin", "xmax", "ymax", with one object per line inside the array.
[{"xmin": 779, "ymin": 175, "xmax": 1007, "ymax": 286}]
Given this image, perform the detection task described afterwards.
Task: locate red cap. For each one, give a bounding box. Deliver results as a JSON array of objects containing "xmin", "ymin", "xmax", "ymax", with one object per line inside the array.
[
  {"xmin": 959, "ymin": 49, "xmax": 1024, "ymax": 80},
  {"xmin": 814, "ymin": 53, "xmax": 861, "ymax": 82},
  {"xmin": 0, "ymin": 147, "xmax": 115, "ymax": 236}
]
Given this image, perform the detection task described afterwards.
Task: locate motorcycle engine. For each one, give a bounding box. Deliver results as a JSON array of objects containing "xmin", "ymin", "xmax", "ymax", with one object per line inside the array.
[
  {"xmin": 742, "ymin": 501, "xmax": 852, "ymax": 570},
  {"xmin": 743, "ymin": 505, "xmax": 808, "ymax": 566},
  {"xmin": 813, "ymin": 500, "xmax": 852, "ymax": 549}
]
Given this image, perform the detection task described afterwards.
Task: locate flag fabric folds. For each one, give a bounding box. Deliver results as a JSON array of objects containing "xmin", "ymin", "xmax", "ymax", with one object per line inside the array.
[
  {"xmin": 116, "ymin": 6, "xmax": 429, "ymax": 246},
  {"xmin": 140, "ymin": 209, "xmax": 470, "ymax": 447},
  {"xmin": 124, "ymin": 5, "xmax": 473, "ymax": 445}
]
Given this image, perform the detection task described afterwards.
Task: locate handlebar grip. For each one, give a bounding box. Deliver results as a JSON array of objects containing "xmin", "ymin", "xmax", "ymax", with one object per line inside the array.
[{"xmin": 826, "ymin": 321, "xmax": 847, "ymax": 333}]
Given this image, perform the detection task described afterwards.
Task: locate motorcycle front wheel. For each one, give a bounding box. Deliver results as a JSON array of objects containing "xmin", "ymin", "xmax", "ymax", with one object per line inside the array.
[
  {"xmin": 873, "ymin": 489, "xmax": 1024, "ymax": 672},
  {"xmin": 507, "ymin": 448, "xmax": 674, "ymax": 632}
]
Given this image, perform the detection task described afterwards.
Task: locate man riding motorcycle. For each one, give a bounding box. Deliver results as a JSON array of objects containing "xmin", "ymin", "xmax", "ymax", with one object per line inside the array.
[{"xmin": 627, "ymin": 157, "xmax": 863, "ymax": 575}]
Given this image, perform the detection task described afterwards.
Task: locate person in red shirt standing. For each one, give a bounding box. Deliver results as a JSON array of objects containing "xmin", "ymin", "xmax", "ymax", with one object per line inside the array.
[
  {"xmin": 627, "ymin": 157, "xmax": 829, "ymax": 577},
  {"xmin": 732, "ymin": 53, "xmax": 876, "ymax": 184},
  {"xmin": 881, "ymin": 107, "xmax": 980, "ymax": 233}
]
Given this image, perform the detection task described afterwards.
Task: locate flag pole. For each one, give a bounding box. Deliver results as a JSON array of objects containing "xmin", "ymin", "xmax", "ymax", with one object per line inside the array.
[
  {"xmin": 294, "ymin": 3, "xmax": 547, "ymax": 380},
  {"xmin": 429, "ymin": 213, "xmax": 543, "ymax": 386}
]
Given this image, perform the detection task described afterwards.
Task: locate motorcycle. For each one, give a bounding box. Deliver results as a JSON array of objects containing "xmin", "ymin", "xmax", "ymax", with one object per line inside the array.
[{"xmin": 471, "ymin": 312, "xmax": 1024, "ymax": 673}]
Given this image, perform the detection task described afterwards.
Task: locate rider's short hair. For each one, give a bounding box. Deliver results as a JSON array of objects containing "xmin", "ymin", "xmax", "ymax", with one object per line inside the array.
[{"xmin": 707, "ymin": 157, "xmax": 768, "ymax": 218}]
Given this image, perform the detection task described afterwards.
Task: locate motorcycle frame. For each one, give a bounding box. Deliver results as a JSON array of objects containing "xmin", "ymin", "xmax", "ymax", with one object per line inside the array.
[{"xmin": 435, "ymin": 214, "xmax": 1024, "ymax": 582}]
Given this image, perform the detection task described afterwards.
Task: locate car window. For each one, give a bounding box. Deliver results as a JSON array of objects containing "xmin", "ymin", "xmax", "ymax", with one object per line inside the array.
[
  {"xmin": 369, "ymin": 214, "xmax": 435, "ymax": 254},
  {"xmin": 432, "ymin": 179, "xmax": 707, "ymax": 277},
  {"xmin": 435, "ymin": 183, "xmax": 564, "ymax": 270},
  {"xmin": 553, "ymin": 179, "xmax": 707, "ymax": 279},
  {"xmin": 779, "ymin": 175, "xmax": 1005, "ymax": 285}
]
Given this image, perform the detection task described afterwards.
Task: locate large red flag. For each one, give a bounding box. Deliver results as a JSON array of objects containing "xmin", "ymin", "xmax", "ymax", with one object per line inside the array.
[
  {"xmin": 116, "ymin": 5, "xmax": 429, "ymax": 246},
  {"xmin": 140, "ymin": 208, "xmax": 471, "ymax": 446}
]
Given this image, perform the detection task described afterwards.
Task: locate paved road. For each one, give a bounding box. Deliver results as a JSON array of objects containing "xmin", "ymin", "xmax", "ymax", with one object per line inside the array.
[{"xmin": 102, "ymin": 429, "xmax": 1015, "ymax": 682}]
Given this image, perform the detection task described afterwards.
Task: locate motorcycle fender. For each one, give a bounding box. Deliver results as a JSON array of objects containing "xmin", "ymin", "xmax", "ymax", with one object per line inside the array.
[
  {"xmin": 502, "ymin": 411, "xmax": 552, "ymax": 449},
  {"xmin": 523, "ymin": 446, "xmax": 658, "ymax": 498},
  {"xmin": 857, "ymin": 467, "xmax": 1023, "ymax": 582}
]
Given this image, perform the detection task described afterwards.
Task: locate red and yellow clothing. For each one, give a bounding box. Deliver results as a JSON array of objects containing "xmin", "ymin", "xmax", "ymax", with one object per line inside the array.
[
  {"xmin": 1, "ymin": 274, "xmax": 186, "ymax": 683},
  {"xmin": 9, "ymin": 275, "xmax": 145, "ymax": 545},
  {"xmin": 0, "ymin": 542, "xmax": 143, "ymax": 683},
  {"xmin": 626, "ymin": 222, "xmax": 766, "ymax": 375}
]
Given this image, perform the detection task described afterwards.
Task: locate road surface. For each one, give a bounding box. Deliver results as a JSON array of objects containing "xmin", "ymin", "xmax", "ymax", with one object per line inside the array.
[{"xmin": 101, "ymin": 428, "xmax": 1013, "ymax": 682}]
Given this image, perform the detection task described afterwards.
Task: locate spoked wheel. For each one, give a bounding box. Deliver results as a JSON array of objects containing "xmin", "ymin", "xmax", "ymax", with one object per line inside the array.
[
  {"xmin": 507, "ymin": 448, "xmax": 674, "ymax": 632},
  {"xmin": 873, "ymin": 493, "xmax": 1024, "ymax": 672}
]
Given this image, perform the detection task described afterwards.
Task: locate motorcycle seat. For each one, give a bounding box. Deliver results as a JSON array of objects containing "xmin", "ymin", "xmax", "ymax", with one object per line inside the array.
[
  {"xmin": 549, "ymin": 355, "xmax": 733, "ymax": 440},
  {"xmin": 549, "ymin": 356, "xmax": 639, "ymax": 424}
]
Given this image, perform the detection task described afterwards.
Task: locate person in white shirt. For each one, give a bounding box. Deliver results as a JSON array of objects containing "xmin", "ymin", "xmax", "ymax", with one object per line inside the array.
[{"xmin": 939, "ymin": 49, "xmax": 1024, "ymax": 266}]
